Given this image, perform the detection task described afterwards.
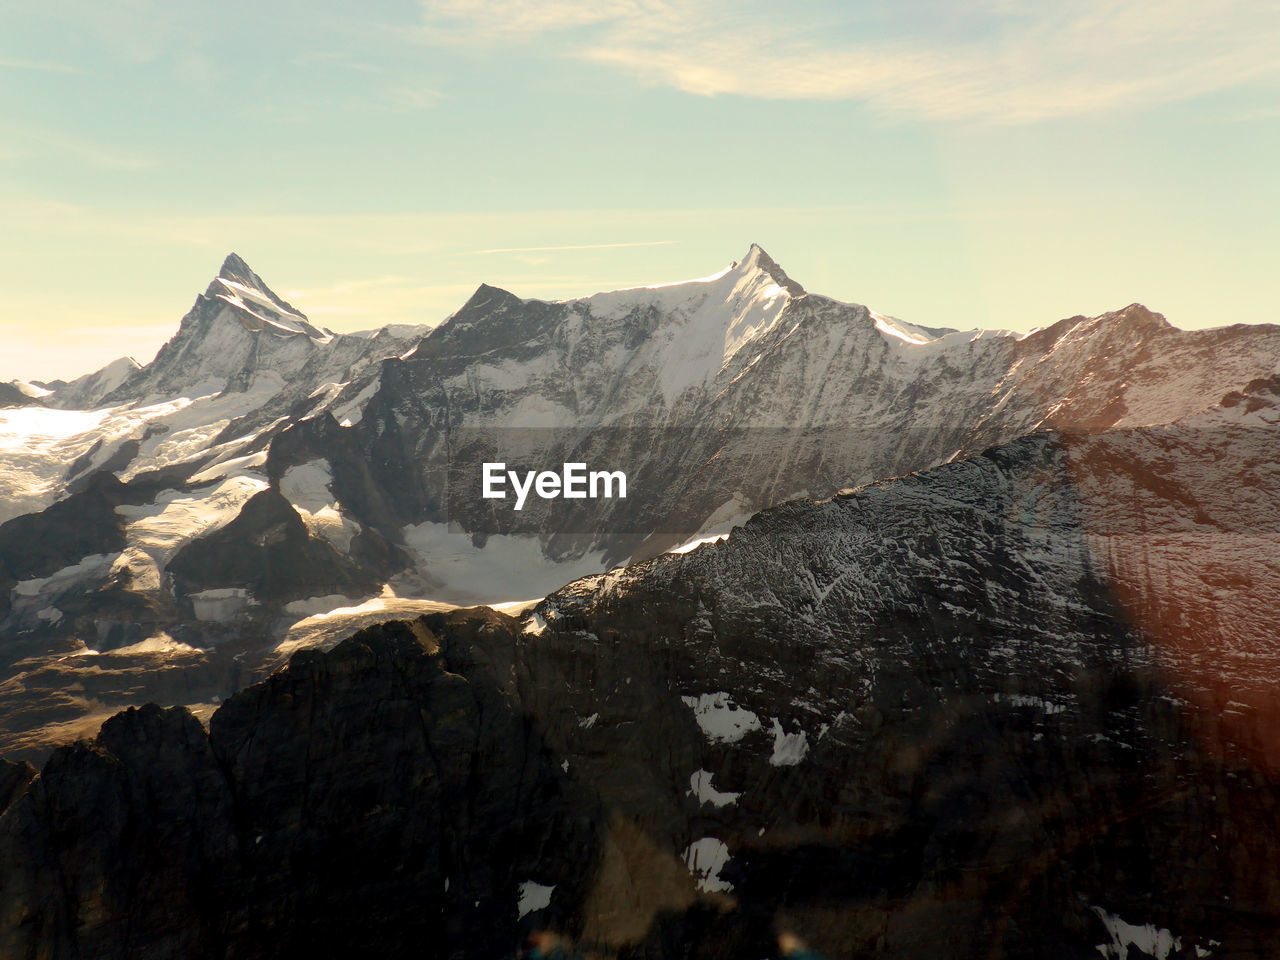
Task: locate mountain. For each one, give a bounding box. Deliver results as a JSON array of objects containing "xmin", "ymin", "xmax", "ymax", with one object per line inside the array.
[
  {"xmin": 2, "ymin": 402, "xmax": 1277, "ymax": 958},
  {"xmin": 43, "ymin": 357, "xmax": 142, "ymax": 410},
  {"xmin": 0, "ymin": 381, "xmax": 50, "ymax": 409},
  {"xmin": 1, "ymin": 246, "xmax": 1279, "ymax": 761}
]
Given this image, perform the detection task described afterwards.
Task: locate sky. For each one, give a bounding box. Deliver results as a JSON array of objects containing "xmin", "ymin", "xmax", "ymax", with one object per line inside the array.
[{"xmin": 2, "ymin": 0, "xmax": 1278, "ymax": 381}]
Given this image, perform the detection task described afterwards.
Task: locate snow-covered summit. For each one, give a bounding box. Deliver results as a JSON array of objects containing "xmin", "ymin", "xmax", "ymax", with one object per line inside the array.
[
  {"xmin": 44, "ymin": 357, "xmax": 142, "ymax": 410},
  {"xmin": 78, "ymin": 255, "xmax": 421, "ymax": 410},
  {"xmin": 204, "ymin": 253, "xmax": 331, "ymax": 343}
]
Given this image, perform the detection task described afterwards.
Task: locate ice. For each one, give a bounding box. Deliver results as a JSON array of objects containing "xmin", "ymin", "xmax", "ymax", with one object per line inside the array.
[
  {"xmin": 283, "ymin": 594, "xmax": 358, "ymax": 617},
  {"xmin": 98, "ymin": 633, "xmax": 200, "ymax": 656},
  {"xmin": 399, "ymin": 522, "xmax": 608, "ymax": 605},
  {"xmin": 0, "ymin": 407, "xmax": 115, "ymax": 520},
  {"xmin": 189, "ymin": 588, "xmax": 250, "ymax": 622},
  {"xmin": 12, "ymin": 554, "xmax": 114, "ymax": 598},
  {"xmin": 117, "ymin": 475, "xmax": 269, "ymax": 567}
]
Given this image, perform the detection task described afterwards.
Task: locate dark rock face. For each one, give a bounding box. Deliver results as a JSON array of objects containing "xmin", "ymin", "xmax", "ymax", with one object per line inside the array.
[
  {"xmin": 0, "ymin": 615, "xmax": 595, "ymax": 960},
  {"xmin": 166, "ymin": 489, "xmax": 383, "ymax": 604},
  {"xmin": 0, "ymin": 759, "xmax": 34, "ymax": 813},
  {"xmin": 4, "ymin": 423, "xmax": 1280, "ymax": 958},
  {"xmin": 0, "ymin": 471, "xmax": 129, "ymax": 624}
]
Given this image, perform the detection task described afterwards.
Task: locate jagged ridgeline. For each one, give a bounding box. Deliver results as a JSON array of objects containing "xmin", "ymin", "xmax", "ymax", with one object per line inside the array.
[{"xmin": 1, "ymin": 250, "xmax": 1279, "ymax": 956}]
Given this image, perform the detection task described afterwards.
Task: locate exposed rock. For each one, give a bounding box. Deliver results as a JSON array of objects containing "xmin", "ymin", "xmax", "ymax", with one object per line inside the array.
[
  {"xmin": 3, "ymin": 419, "xmax": 1279, "ymax": 957},
  {"xmin": 166, "ymin": 489, "xmax": 383, "ymax": 605}
]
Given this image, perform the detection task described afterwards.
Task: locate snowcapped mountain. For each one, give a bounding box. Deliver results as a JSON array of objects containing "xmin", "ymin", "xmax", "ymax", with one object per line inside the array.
[
  {"xmin": 270, "ymin": 243, "xmax": 1280, "ymax": 590},
  {"xmin": 3, "ymin": 393, "xmax": 1278, "ymax": 957},
  {"xmin": 42, "ymin": 357, "xmax": 143, "ymax": 411},
  {"xmin": 1, "ymin": 245, "xmax": 1278, "ymax": 760}
]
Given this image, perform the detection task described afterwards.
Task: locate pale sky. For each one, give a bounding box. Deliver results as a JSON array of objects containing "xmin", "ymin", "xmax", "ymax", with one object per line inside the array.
[{"xmin": 3, "ymin": 0, "xmax": 1278, "ymax": 381}]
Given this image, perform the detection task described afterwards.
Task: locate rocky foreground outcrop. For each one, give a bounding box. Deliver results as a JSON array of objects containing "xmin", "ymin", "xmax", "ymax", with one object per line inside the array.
[
  {"xmin": 3, "ymin": 416, "xmax": 1280, "ymax": 958},
  {"xmin": 0, "ymin": 612, "xmax": 593, "ymax": 960}
]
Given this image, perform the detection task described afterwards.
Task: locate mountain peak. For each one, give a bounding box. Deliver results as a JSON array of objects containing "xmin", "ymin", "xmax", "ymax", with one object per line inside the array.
[
  {"xmin": 202, "ymin": 254, "xmax": 326, "ymax": 341},
  {"xmin": 734, "ymin": 243, "xmax": 805, "ymax": 297},
  {"xmin": 1115, "ymin": 303, "xmax": 1173, "ymax": 332},
  {"xmin": 218, "ymin": 252, "xmax": 256, "ymax": 284}
]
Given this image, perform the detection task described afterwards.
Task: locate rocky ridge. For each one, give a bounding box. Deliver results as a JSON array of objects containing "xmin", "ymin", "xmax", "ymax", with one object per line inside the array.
[{"xmin": 2, "ymin": 404, "xmax": 1279, "ymax": 957}]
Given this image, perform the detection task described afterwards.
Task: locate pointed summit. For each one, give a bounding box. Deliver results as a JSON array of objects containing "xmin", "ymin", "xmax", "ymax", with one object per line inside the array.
[
  {"xmin": 203, "ymin": 253, "xmax": 328, "ymax": 341},
  {"xmin": 218, "ymin": 252, "xmax": 256, "ymax": 284},
  {"xmin": 734, "ymin": 243, "xmax": 805, "ymax": 298}
]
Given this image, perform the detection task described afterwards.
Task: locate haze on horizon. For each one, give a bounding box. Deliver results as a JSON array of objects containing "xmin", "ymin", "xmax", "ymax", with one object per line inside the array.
[{"xmin": 3, "ymin": 0, "xmax": 1278, "ymax": 382}]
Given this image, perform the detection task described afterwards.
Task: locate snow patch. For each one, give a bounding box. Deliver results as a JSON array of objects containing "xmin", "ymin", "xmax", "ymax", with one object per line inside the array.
[
  {"xmin": 399, "ymin": 521, "xmax": 607, "ymax": 606},
  {"xmin": 117, "ymin": 475, "xmax": 269, "ymax": 569},
  {"xmin": 995, "ymin": 692, "xmax": 1067, "ymax": 715},
  {"xmin": 516, "ymin": 881, "xmax": 555, "ymax": 918},
  {"xmin": 283, "ymin": 594, "xmax": 359, "ymax": 617},
  {"xmin": 668, "ymin": 532, "xmax": 730, "ymax": 555},
  {"xmin": 334, "ymin": 379, "xmax": 381, "ymax": 427},
  {"xmin": 12, "ymin": 554, "xmax": 114, "ymax": 598},
  {"xmin": 1091, "ymin": 907, "xmax": 1182, "ymax": 959},
  {"xmin": 101, "ymin": 633, "xmax": 200, "ymax": 656},
  {"xmin": 769, "ymin": 719, "xmax": 809, "ymax": 766},
  {"xmin": 189, "ymin": 588, "xmax": 250, "ymax": 622},
  {"xmin": 688, "ymin": 769, "xmax": 740, "ymax": 808},
  {"xmin": 279, "ymin": 460, "xmax": 336, "ymax": 513},
  {"xmin": 683, "ymin": 838, "xmax": 732, "ymax": 893},
  {"xmin": 280, "ymin": 459, "xmax": 358, "ymax": 550},
  {"xmin": 681, "ymin": 692, "xmax": 762, "ymax": 744}
]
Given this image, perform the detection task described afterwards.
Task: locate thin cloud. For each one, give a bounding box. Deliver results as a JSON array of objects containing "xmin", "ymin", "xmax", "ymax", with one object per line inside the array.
[
  {"xmin": 381, "ymin": 85, "xmax": 445, "ymax": 111},
  {"xmin": 418, "ymin": 0, "xmax": 1280, "ymax": 123},
  {"xmin": 1, "ymin": 123, "xmax": 155, "ymax": 171},
  {"xmin": 464, "ymin": 240, "xmax": 679, "ymax": 254},
  {"xmin": 0, "ymin": 57, "xmax": 84, "ymax": 74},
  {"xmin": 418, "ymin": 0, "xmax": 645, "ymax": 40}
]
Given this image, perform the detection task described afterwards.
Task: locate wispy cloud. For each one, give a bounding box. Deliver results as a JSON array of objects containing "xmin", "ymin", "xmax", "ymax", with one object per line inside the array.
[
  {"xmin": 283, "ymin": 276, "xmax": 417, "ymax": 299},
  {"xmin": 380, "ymin": 85, "xmax": 445, "ymax": 111},
  {"xmin": 0, "ymin": 123, "xmax": 154, "ymax": 171},
  {"xmin": 418, "ymin": 0, "xmax": 1280, "ymax": 123},
  {"xmin": 419, "ymin": 0, "xmax": 642, "ymax": 40},
  {"xmin": 464, "ymin": 240, "xmax": 679, "ymax": 255},
  {"xmin": 289, "ymin": 52, "xmax": 388, "ymax": 75},
  {"xmin": 0, "ymin": 57, "xmax": 83, "ymax": 74}
]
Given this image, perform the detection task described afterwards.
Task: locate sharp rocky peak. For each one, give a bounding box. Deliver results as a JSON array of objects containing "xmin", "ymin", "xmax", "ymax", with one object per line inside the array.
[
  {"xmin": 1106, "ymin": 302, "xmax": 1173, "ymax": 334},
  {"xmin": 218, "ymin": 252, "xmax": 258, "ymax": 285},
  {"xmin": 732, "ymin": 242, "xmax": 806, "ymax": 297},
  {"xmin": 197, "ymin": 253, "xmax": 326, "ymax": 341}
]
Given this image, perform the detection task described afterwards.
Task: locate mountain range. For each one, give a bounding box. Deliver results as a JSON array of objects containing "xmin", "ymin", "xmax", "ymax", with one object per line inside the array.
[{"xmin": 1, "ymin": 247, "xmax": 1278, "ymax": 957}]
